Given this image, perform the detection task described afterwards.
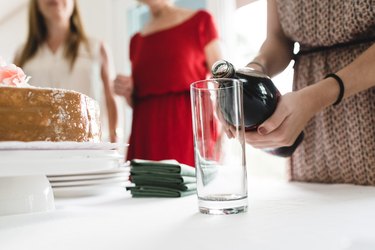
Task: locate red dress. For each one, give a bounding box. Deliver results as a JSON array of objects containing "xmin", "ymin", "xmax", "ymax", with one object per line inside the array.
[{"xmin": 127, "ymin": 10, "xmax": 219, "ymax": 166}]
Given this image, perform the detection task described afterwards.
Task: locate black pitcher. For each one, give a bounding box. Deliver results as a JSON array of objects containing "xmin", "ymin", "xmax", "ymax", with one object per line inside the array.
[{"xmin": 212, "ymin": 60, "xmax": 304, "ymax": 157}]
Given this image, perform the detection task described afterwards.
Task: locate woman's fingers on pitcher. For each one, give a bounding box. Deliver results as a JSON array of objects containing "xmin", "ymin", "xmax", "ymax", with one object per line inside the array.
[
  {"xmin": 245, "ymin": 123, "xmax": 295, "ymax": 148},
  {"xmin": 227, "ymin": 125, "xmax": 237, "ymax": 138},
  {"xmin": 222, "ymin": 124, "xmax": 235, "ymax": 138},
  {"xmin": 257, "ymin": 99, "xmax": 289, "ymax": 136},
  {"xmin": 245, "ymin": 134, "xmax": 282, "ymax": 148}
]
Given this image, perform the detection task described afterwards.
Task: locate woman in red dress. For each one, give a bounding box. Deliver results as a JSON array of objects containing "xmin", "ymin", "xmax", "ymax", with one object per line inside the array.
[{"xmin": 114, "ymin": 0, "xmax": 222, "ymax": 166}]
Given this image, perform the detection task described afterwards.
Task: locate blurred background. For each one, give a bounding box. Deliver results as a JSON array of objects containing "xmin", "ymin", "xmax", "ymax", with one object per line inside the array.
[{"xmin": 0, "ymin": 0, "xmax": 294, "ymax": 180}]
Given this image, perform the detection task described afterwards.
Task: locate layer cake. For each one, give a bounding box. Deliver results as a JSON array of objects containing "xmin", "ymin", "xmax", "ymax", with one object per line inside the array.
[{"xmin": 0, "ymin": 87, "xmax": 101, "ymax": 142}]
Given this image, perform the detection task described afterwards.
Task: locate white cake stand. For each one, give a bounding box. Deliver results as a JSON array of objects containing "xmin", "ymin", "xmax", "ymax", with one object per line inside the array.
[
  {"xmin": 0, "ymin": 142, "xmax": 124, "ymax": 216},
  {"xmin": 0, "ymin": 175, "xmax": 54, "ymax": 216}
]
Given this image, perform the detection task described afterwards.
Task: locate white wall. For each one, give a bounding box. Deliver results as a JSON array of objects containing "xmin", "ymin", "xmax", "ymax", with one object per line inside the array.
[
  {"xmin": 0, "ymin": 3, "xmax": 28, "ymax": 62},
  {"xmin": 206, "ymin": 0, "xmax": 237, "ymax": 62},
  {"xmin": 78, "ymin": 0, "xmax": 131, "ymax": 74}
]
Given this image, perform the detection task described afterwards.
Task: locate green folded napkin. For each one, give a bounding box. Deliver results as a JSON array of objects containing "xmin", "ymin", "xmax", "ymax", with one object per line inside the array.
[
  {"xmin": 130, "ymin": 182, "xmax": 196, "ymax": 191},
  {"xmin": 128, "ymin": 159, "xmax": 198, "ymax": 198},
  {"xmin": 130, "ymin": 159, "xmax": 195, "ymax": 177},
  {"xmin": 130, "ymin": 174, "xmax": 196, "ymax": 185},
  {"xmin": 127, "ymin": 185, "xmax": 196, "ymax": 198}
]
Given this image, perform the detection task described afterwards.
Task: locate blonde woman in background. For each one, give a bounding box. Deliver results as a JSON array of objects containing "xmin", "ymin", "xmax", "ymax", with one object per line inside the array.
[{"xmin": 15, "ymin": 0, "xmax": 118, "ymax": 142}]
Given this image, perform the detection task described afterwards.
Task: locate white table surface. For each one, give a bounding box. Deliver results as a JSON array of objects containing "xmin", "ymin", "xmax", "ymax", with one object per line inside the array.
[{"xmin": 1, "ymin": 177, "xmax": 375, "ymax": 250}]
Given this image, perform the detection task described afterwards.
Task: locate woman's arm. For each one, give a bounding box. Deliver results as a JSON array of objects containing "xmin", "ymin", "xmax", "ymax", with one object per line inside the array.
[
  {"xmin": 337, "ymin": 44, "xmax": 375, "ymax": 99},
  {"xmin": 100, "ymin": 42, "xmax": 118, "ymax": 143},
  {"xmin": 246, "ymin": 44, "xmax": 375, "ymax": 148},
  {"xmin": 204, "ymin": 39, "xmax": 223, "ymax": 70},
  {"xmin": 204, "ymin": 38, "xmax": 223, "ymax": 71},
  {"xmin": 247, "ymin": 0, "xmax": 294, "ymax": 76}
]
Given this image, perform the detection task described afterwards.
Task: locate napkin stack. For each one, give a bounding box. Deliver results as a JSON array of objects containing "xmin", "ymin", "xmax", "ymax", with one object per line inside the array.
[{"xmin": 127, "ymin": 159, "xmax": 196, "ymax": 197}]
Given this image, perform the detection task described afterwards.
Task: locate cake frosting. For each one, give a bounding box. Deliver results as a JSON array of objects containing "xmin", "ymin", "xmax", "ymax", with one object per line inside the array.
[{"xmin": 0, "ymin": 59, "xmax": 101, "ymax": 142}]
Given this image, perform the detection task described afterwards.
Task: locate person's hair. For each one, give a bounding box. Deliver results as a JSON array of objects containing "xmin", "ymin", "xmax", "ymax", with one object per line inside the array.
[{"xmin": 16, "ymin": 0, "xmax": 90, "ymax": 69}]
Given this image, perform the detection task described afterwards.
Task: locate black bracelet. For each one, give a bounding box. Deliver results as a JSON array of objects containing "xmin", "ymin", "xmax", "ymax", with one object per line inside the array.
[{"xmin": 325, "ymin": 73, "xmax": 345, "ymax": 106}]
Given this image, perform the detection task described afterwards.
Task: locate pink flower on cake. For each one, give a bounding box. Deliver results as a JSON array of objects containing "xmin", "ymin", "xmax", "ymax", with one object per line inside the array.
[{"xmin": 0, "ymin": 58, "xmax": 31, "ymax": 87}]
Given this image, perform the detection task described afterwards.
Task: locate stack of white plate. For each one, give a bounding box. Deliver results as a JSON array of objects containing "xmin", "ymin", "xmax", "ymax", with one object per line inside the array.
[
  {"xmin": 48, "ymin": 167, "xmax": 131, "ymax": 198},
  {"xmin": 0, "ymin": 141, "xmax": 131, "ymax": 198}
]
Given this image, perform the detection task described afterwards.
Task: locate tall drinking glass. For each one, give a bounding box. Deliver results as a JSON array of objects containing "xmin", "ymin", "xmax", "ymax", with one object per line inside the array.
[{"xmin": 190, "ymin": 78, "xmax": 248, "ymax": 215}]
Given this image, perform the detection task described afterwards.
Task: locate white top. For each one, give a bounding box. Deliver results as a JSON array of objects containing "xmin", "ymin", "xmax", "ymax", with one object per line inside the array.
[
  {"xmin": 20, "ymin": 38, "xmax": 114, "ymax": 141},
  {"xmin": 1, "ymin": 177, "xmax": 375, "ymax": 250},
  {"xmin": 22, "ymin": 38, "xmax": 102, "ymax": 102}
]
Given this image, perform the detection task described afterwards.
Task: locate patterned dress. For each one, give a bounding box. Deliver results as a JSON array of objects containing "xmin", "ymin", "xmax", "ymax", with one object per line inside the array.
[{"xmin": 276, "ymin": 0, "xmax": 375, "ymax": 185}]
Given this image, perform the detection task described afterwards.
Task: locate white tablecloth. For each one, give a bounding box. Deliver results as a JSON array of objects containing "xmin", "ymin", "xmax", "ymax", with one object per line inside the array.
[{"xmin": 1, "ymin": 177, "xmax": 375, "ymax": 250}]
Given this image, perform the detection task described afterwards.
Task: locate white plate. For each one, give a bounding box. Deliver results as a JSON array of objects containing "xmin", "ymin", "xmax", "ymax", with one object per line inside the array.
[
  {"xmin": 50, "ymin": 176, "xmax": 129, "ymax": 187},
  {"xmin": 0, "ymin": 158, "xmax": 122, "ymax": 176},
  {"xmin": 0, "ymin": 150, "xmax": 124, "ymax": 161},
  {"xmin": 0, "ymin": 141, "xmax": 128, "ymax": 150},
  {"xmin": 47, "ymin": 168, "xmax": 130, "ymax": 181},
  {"xmin": 52, "ymin": 182, "xmax": 131, "ymax": 198},
  {"xmin": 0, "ymin": 148, "xmax": 126, "ymax": 176}
]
